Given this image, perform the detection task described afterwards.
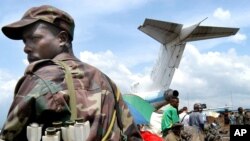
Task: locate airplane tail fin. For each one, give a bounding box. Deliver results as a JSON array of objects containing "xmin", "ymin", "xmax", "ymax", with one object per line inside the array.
[
  {"xmin": 138, "ymin": 18, "xmax": 239, "ymax": 91},
  {"xmin": 180, "ymin": 17, "xmax": 239, "ymax": 42},
  {"xmin": 138, "ymin": 18, "xmax": 239, "ymax": 44}
]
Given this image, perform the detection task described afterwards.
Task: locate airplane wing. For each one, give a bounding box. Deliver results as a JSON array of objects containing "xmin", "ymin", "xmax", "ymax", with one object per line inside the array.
[
  {"xmin": 185, "ymin": 26, "xmax": 239, "ymax": 42},
  {"xmin": 138, "ymin": 18, "xmax": 182, "ymax": 44}
]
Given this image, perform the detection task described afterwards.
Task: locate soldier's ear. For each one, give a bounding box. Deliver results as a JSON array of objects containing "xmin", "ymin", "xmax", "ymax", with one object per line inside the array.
[{"xmin": 58, "ymin": 31, "xmax": 69, "ymax": 47}]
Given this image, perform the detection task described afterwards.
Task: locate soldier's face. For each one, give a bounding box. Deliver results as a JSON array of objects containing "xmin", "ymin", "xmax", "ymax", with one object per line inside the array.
[{"xmin": 22, "ymin": 22, "xmax": 62, "ymax": 63}]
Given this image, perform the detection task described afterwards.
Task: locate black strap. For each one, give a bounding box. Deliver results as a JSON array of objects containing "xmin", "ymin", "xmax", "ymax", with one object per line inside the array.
[
  {"xmin": 181, "ymin": 114, "xmax": 187, "ymax": 123},
  {"xmin": 113, "ymin": 90, "xmax": 123, "ymax": 129},
  {"xmin": 112, "ymin": 86, "xmax": 127, "ymax": 141}
]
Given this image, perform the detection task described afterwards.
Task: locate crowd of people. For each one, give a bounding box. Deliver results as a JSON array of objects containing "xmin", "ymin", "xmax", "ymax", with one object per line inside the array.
[
  {"xmin": 227, "ymin": 107, "xmax": 250, "ymax": 125},
  {"xmin": 159, "ymin": 90, "xmax": 206, "ymax": 141},
  {"xmin": 143, "ymin": 89, "xmax": 249, "ymax": 141}
]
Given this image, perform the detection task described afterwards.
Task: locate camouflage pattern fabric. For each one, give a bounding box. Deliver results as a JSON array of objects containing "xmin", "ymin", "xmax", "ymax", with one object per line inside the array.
[
  {"xmin": 244, "ymin": 112, "xmax": 250, "ymax": 125},
  {"xmin": 235, "ymin": 113, "xmax": 244, "ymax": 125},
  {"xmin": 0, "ymin": 53, "xmax": 142, "ymax": 141}
]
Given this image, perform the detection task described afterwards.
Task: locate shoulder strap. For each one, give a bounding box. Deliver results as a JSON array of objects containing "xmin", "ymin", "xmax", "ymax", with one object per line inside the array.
[
  {"xmin": 102, "ymin": 76, "xmax": 126, "ymax": 141},
  {"xmin": 111, "ymin": 81, "xmax": 123, "ymax": 130},
  {"xmin": 108, "ymin": 77, "xmax": 123, "ymax": 130},
  {"xmin": 56, "ymin": 61, "xmax": 77, "ymax": 121}
]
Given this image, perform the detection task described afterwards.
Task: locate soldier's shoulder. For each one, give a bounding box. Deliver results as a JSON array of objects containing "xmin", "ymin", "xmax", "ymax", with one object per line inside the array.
[
  {"xmin": 80, "ymin": 62, "xmax": 109, "ymax": 81},
  {"xmin": 25, "ymin": 59, "xmax": 60, "ymax": 74},
  {"xmin": 81, "ymin": 62, "xmax": 115, "ymax": 89},
  {"xmin": 82, "ymin": 62, "xmax": 103, "ymax": 74}
]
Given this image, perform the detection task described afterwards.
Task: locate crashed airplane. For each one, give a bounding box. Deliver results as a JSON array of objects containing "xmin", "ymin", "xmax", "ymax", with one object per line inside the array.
[{"xmin": 131, "ymin": 18, "xmax": 239, "ymax": 103}]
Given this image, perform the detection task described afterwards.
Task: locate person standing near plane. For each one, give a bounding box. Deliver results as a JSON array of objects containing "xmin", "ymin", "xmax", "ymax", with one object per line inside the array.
[
  {"xmin": 189, "ymin": 104, "xmax": 204, "ymax": 131},
  {"xmin": 189, "ymin": 103, "xmax": 205, "ymax": 141},
  {"xmin": 179, "ymin": 107, "xmax": 190, "ymax": 127},
  {"xmin": 235, "ymin": 107, "xmax": 245, "ymax": 125},
  {"xmin": 198, "ymin": 104, "xmax": 207, "ymax": 125},
  {"xmin": 0, "ymin": 5, "xmax": 142, "ymax": 141},
  {"xmin": 244, "ymin": 111, "xmax": 250, "ymax": 125},
  {"xmin": 161, "ymin": 96, "xmax": 180, "ymax": 139},
  {"xmin": 229, "ymin": 112, "xmax": 236, "ymax": 125}
]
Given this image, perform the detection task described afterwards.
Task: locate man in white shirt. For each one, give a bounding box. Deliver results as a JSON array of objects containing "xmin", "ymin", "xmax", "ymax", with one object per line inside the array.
[{"xmin": 179, "ymin": 107, "xmax": 190, "ymax": 127}]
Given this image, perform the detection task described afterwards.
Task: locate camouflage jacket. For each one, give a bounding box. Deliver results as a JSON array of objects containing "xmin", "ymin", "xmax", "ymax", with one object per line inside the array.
[
  {"xmin": 235, "ymin": 113, "xmax": 244, "ymax": 125},
  {"xmin": 244, "ymin": 112, "xmax": 250, "ymax": 125},
  {"xmin": 0, "ymin": 53, "xmax": 142, "ymax": 141}
]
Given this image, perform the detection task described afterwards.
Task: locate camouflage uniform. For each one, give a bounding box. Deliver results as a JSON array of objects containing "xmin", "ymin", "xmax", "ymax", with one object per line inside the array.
[
  {"xmin": 235, "ymin": 113, "xmax": 244, "ymax": 125},
  {"xmin": 0, "ymin": 54, "xmax": 142, "ymax": 141},
  {"xmin": 244, "ymin": 111, "xmax": 250, "ymax": 125},
  {"xmin": 0, "ymin": 5, "xmax": 142, "ymax": 141}
]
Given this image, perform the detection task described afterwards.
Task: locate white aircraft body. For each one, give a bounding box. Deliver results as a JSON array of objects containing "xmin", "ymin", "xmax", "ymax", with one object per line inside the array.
[{"xmin": 132, "ymin": 18, "xmax": 239, "ymax": 102}]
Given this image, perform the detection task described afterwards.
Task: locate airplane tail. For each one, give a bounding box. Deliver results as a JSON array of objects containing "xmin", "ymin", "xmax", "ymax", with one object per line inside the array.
[
  {"xmin": 138, "ymin": 18, "xmax": 239, "ymax": 44},
  {"xmin": 138, "ymin": 18, "xmax": 239, "ymax": 91}
]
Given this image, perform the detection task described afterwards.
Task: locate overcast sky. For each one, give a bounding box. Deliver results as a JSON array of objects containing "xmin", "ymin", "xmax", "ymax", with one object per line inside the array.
[{"xmin": 0, "ymin": 0, "xmax": 250, "ymax": 127}]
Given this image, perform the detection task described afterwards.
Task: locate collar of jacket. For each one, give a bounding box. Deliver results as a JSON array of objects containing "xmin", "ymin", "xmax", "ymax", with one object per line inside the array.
[{"xmin": 52, "ymin": 53, "xmax": 80, "ymax": 62}]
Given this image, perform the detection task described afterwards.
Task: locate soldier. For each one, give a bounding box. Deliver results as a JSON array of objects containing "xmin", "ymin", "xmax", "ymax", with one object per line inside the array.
[
  {"xmin": 0, "ymin": 5, "xmax": 142, "ymax": 141},
  {"xmin": 244, "ymin": 111, "xmax": 250, "ymax": 125},
  {"xmin": 235, "ymin": 107, "xmax": 244, "ymax": 125}
]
